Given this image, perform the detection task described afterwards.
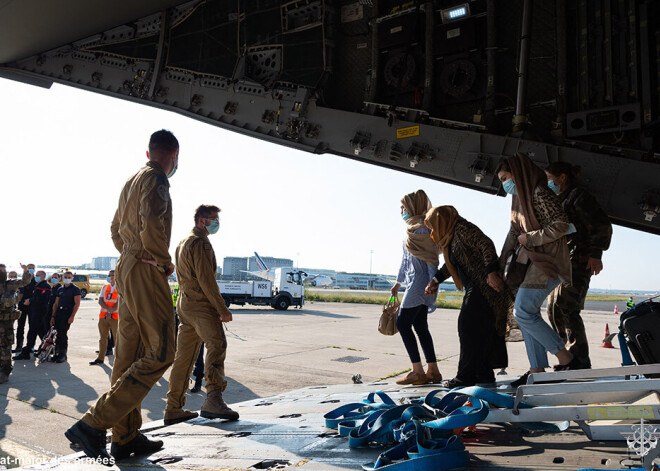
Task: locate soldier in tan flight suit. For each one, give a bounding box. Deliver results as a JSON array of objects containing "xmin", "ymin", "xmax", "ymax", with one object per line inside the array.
[
  {"xmin": 164, "ymin": 204, "xmax": 238, "ymax": 425},
  {"xmin": 65, "ymin": 130, "xmax": 179, "ymax": 463}
]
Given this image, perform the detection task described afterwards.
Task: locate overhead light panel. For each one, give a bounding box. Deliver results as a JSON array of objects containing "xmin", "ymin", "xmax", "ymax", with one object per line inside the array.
[{"xmin": 441, "ymin": 4, "xmax": 470, "ymax": 23}]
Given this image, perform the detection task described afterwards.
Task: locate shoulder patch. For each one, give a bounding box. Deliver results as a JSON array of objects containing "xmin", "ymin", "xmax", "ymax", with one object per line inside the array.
[{"xmin": 156, "ymin": 184, "xmax": 171, "ymax": 202}]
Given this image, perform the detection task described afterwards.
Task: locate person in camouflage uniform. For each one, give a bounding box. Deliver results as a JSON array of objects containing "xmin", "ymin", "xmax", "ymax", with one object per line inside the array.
[
  {"xmin": 545, "ymin": 162, "xmax": 613, "ymax": 369},
  {"xmin": 0, "ymin": 264, "xmax": 32, "ymax": 383}
]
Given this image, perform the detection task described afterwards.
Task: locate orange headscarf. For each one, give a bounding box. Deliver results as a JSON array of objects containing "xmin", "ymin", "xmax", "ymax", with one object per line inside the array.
[{"xmin": 424, "ymin": 206, "xmax": 463, "ymax": 290}]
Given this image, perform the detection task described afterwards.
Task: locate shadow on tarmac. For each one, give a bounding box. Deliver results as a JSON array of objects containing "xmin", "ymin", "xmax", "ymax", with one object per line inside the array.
[{"xmin": 234, "ymin": 308, "xmax": 357, "ymax": 319}]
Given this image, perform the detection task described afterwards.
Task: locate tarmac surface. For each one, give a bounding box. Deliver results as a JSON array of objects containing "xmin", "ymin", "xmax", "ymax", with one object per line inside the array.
[{"xmin": 0, "ymin": 298, "xmax": 627, "ymax": 468}]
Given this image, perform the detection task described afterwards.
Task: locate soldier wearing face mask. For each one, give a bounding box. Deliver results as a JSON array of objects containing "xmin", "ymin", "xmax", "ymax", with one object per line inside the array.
[
  {"xmin": 0, "ymin": 264, "xmax": 32, "ymax": 383},
  {"xmin": 50, "ymin": 271, "xmax": 81, "ymax": 363},
  {"xmin": 15, "ymin": 270, "xmax": 51, "ymax": 360},
  {"xmin": 14, "ymin": 263, "xmax": 36, "ymax": 353}
]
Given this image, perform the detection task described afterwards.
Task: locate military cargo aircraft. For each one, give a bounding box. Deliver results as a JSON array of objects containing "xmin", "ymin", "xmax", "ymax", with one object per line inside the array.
[{"xmin": 1, "ymin": 0, "xmax": 659, "ymax": 236}]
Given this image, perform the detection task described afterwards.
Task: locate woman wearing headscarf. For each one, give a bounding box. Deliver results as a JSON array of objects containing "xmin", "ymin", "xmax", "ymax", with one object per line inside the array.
[
  {"xmin": 544, "ymin": 162, "xmax": 612, "ymax": 369},
  {"xmin": 424, "ymin": 206, "xmax": 512, "ymax": 388},
  {"xmin": 497, "ymin": 153, "xmax": 580, "ymax": 386},
  {"xmin": 391, "ymin": 190, "xmax": 441, "ymax": 385}
]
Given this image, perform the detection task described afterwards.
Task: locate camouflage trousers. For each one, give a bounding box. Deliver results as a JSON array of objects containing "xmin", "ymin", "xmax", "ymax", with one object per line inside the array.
[
  {"xmin": 547, "ymin": 267, "xmax": 592, "ymax": 367},
  {"xmin": 0, "ymin": 320, "xmax": 15, "ymax": 375}
]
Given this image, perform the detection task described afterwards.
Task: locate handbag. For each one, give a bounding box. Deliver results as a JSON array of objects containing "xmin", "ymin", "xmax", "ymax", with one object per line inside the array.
[
  {"xmin": 503, "ymin": 245, "xmax": 530, "ymax": 290},
  {"xmin": 378, "ymin": 297, "xmax": 400, "ymax": 336}
]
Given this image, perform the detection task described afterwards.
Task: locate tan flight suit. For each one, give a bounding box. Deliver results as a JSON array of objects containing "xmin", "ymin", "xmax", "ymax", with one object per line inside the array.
[
  {"xmin": 165, "ymin": 226, "xmax": 230, "ymax": 413},
  {"xmin": 82, "ymin": 160, "xmax": 175, "ymax": 445}
]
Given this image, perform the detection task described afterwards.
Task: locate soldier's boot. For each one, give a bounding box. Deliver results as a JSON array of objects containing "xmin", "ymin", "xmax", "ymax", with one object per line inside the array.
[
  {"xmin": 13, "ymin": 347, "xmax": 31, "ymax": 360},
  {"xmin": 190, "ymin": 378, "xmax": 203, "ymax": 393},
  {"xmin": 163, "ymin": 408, "xmax": 199, "ymax": 426},
  {"xmin": 200, "ymin": 390, "xmax": 239, "ymax": 421},
  {"xmin": 110, "ymin": 432, "xmax": 163, "ymax": 460},
  {"xmin": 65, "ymin": 420, "xmax": 111, "ymax": 461}
]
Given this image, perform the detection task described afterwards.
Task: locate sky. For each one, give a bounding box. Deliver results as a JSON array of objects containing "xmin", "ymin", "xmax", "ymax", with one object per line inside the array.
[{"xmin": 1, "ymin": 79, "xmax": 658, "ymax": 291}]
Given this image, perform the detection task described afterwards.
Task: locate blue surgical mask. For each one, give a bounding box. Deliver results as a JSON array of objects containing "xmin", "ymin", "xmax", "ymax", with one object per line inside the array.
[
  {"xmin": 548, "ymin": 180, "xmax": 561, "ymax": 195},
  {"xmin": 34, "ymin": 276, "xmax": 42, "ymax": 283},
  {"xmin": 63, "ymin": 278, "xmax": 72, "ymax": 285},
  {"xmin": 402, "ymin": 211, "xmax": 411, "ymax": 221},
  {"xmin": 51, "ymin": 278, "xmax": 58, "ymax": 284},
  {"xmin": 167, "ymin": 164, "xmax": 178, "ymax": 179},
  {"xmin": 502, "ymin": 179, "xmax": 517, "ymax": 195},
  {"xmin": 28, "ymin": 269, "xmax": 35, "ymax": 275},
  {"xmin": 106, "ymin": 276, "xmax": 112, "ymax": 283},
  {"xmin": 206, "ymin": 219, "xmax": 220, "ymax": 235}
]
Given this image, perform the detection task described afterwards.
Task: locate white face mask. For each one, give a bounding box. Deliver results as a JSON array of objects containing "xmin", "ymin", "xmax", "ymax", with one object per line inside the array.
[{"xmin": 63, "ymin": 278, "xmax": 72, "ymax": 285}]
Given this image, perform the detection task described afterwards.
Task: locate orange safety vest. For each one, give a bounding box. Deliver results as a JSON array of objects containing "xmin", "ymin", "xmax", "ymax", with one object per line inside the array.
[{"xmin": 99, "ymin": 284, "xmax": 119, "ymax": 320}]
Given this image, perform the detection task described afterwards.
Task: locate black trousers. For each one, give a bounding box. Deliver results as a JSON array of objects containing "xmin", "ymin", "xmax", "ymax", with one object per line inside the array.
[
  {"xmin": 54, "ymin": 309, "xmax": 72, "ymax": 354},
  {"xmin": 25, "ymin": 308, "xmax": 47, "ymax": 351},
  {"xmin": 456, "ymin": 286, "xmax": 506, "ymax": 384},
  {"xmin": 14, "ymin": 307, "xmax": 28, "ymax": 348},
  {"xmin": 192, "ymin": 342, "xmax": 205, "ymax": 381},
  {"xmin": 396, "ymin": 304, "xmax": 436, "ymax": 364}
]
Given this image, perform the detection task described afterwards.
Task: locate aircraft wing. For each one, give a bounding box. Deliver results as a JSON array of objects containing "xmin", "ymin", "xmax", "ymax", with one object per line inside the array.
[{"xmin": 2, "ymin": 1, "xmax": 660, "ymax": 235}]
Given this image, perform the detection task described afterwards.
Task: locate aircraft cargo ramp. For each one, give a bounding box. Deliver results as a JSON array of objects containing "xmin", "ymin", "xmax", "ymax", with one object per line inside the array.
[{"xmin": 32, "ymin": 375, "xmax": 655, "ymax": 471}]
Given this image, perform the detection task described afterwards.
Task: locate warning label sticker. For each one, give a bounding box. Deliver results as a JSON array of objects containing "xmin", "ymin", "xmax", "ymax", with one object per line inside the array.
[
  {"xmin": 587, "ymin": 406, "xmax": 654, "ymax": 420},
  {"xmin": 396, "ymin": 126, "xmax": 420, "ymax": 139}
]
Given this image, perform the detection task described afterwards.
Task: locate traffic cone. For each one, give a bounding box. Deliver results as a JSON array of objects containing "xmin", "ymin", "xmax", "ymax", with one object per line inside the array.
[
  {"xmin": 601, "ymin": 323, "xmax": 615, "ymax": 348},
  {"xmin": 614, "ymin": 304, "xmax": 619, "ymax": 315}
]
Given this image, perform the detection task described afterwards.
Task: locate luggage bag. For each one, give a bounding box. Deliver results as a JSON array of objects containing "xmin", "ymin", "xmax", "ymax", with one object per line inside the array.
[{"xmin": 620, "ymin": 300, "xmax": 660, "ymax": 366}]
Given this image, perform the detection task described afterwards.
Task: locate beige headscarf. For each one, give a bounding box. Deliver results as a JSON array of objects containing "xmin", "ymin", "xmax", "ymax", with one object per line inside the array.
[
  {"xmin": 424, "ymin": 206, "xmax": 463, "ymax": 290},
  {"xmin": 402, "ymin": 190, "xmax": 439, "ymax": 266},
  {"xmin": 508, "ymin": 152, "xmax": 562, "ymax": 279}
]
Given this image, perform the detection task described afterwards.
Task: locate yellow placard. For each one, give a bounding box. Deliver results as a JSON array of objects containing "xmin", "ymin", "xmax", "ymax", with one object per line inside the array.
[
  {"xmin": 396, "ymin": 126, "xmax": 420, "ymax": 139},
  {"xmin": 587, "ymin": 406, "xmax": 654, "ymax": 420}
]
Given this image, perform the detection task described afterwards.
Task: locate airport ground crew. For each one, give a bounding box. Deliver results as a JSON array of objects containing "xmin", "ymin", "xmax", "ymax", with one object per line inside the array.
[
  {"xmin": 545, "ymin": 162, "xmax": 612, "ymax": 369},
  {"xmin": 164, "ymin": 204, "xmax": 239, "ymax": 426},
  {"xmin": 627, "ymin": 297, "xmax": 635, "ymax": 310},
  {"xmin": 15, "ymin": 270, "xmax": 51, "ymax": 360},
  {"xmin": 89, "ymin": 270, "xmax": 118, "ymax": 365},
  {"xmin": 65, "ymin": 129, "xmax": 179, "ymax": 462},
  {"xmin": 47, "ymin": 273, "xmax": 61, "ymax": 334},
  {"xmin": 50, "ymin": 271, "xmax": 81, "ymax": 363},
  {"xmin": 0, "ymin": 264, "xmax": 31, "ymax": 383},
  {"xmin": 13, "ymin": 263, "xmax": 35, "ymax": 352}
]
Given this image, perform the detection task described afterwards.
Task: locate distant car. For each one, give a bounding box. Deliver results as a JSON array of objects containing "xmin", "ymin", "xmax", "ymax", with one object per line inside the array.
[{"xmin": 49, "ymin": 273, "xmax": 91, "ymax": 299}]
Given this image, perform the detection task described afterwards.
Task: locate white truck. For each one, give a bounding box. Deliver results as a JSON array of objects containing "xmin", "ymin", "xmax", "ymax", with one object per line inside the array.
[{"xmin": 217, "ymin": 268, "xmax": 305, "ymax": 310}]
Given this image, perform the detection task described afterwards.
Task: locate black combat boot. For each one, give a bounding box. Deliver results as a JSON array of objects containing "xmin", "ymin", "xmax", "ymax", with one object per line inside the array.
[
  {"xmin": 110, "ymin": 432, "xmax": 163, "ymax": 460},
  {"xmin": 190, "ymin": 378, "xmax": 203, "ymax": 393},
  {"xmin": 13, "ymin": 347, "xmax": 31, "ymax": 360},
  {"xmin": 65, "ymin": 420, "xmax": 112, "ymax": 462}
]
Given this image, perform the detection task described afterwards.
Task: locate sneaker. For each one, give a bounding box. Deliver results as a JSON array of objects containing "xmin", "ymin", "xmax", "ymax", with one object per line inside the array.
[
  {"xmin": 110, "ymin": 432, "xmax": 163, "ymax": 460},
  {"xmin": 163, "ymin": 409, "xmax": 199, "ymax": 426},
  {"xmin": 64, "ymin": 421, "xmax": 111, "ymax": 461},
  {"xmin": 554, "ymin": 356, "xmax": 583, "ymax": 372},
  {"xmin": 395, "ymin": 371, "xmax": 427, "ymax": 386}
]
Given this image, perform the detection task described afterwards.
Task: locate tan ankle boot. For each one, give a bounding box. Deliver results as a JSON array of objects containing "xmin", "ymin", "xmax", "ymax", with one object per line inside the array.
[
  {"xmin": 163, "ymin": 408, "xmax": 199, "ymax": 426},
  {"xmin": 201, "ymin": 390, "xmax": 239, "ymax": 420}
]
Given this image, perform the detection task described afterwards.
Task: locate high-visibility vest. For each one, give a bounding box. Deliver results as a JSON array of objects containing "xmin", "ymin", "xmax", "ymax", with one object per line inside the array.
[
  {"xmin": 99, "ymin": 284, "xmax": 119, "ymax": 320},
  {"xmin": 172, "ymin": 284, "xmax": 179, "ymax": 307}
]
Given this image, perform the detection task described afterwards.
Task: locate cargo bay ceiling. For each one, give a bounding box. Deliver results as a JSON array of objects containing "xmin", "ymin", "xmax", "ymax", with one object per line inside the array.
[{"xmin": 1, "ymin": 0, "xmax": 660, "ymax": 234}]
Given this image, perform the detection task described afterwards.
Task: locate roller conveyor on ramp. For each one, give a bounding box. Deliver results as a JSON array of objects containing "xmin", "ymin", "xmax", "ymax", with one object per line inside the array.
[{"xmin": 21, "ymin": 365, "xmax": 660, "ymax": 471}]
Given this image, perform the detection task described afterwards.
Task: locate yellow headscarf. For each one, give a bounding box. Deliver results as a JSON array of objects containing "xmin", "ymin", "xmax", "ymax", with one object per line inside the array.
[
  {"xmin": 424, "ymin": 205, "xmax": 463, "ymax": 291},
  {"xmin": 402, "ymin": 190, "xmax": 439, "ymax": 267}
]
